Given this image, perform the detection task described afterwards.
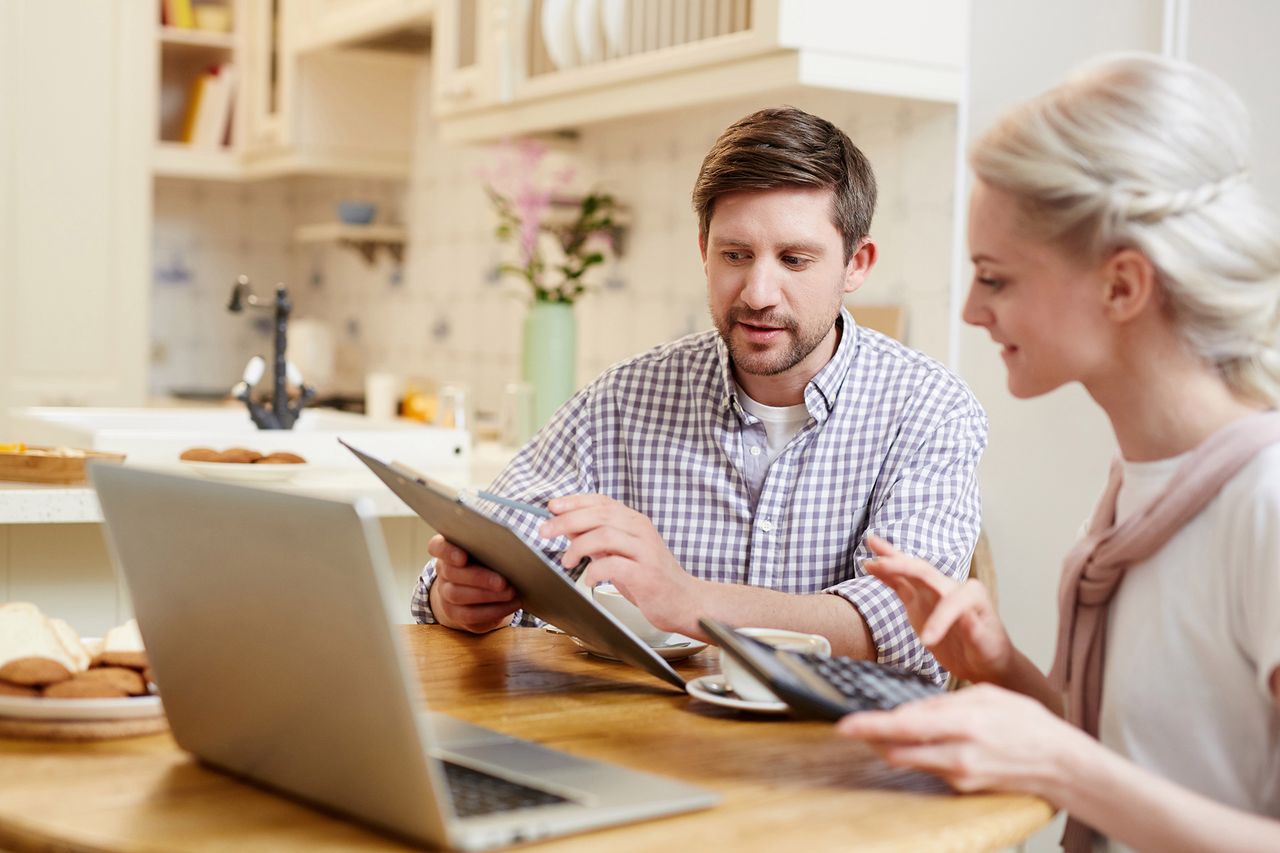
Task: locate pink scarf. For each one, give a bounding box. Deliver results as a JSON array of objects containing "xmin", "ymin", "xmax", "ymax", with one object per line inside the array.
[{"xmin": 1048, "ymin": 410, "xmax": 1280, "ymax": 852}]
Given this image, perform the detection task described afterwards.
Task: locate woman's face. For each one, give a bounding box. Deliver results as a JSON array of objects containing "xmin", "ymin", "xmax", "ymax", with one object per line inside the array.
[{"xmin": 963, "ymin": 181, "xmax": 1114, "ymax": 399}]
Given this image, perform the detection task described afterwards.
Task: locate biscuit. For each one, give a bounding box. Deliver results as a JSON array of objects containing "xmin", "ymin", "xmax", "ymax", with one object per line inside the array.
[
  {"xmin": 44, "ymin": 671, "xmax": 130, "ymax": 699},
  {"xmin": 94, "ymin": 650, "xmax": 148, "ymax": 671},
  {"xmin": 255, "ymin": 451, "xmax": 306, "ymax": 464},
  {"xmin": 67, "ymin": 666, "xmax": 147, "ymax": 695},
  {"xmin": 0, "ymin": 656, "xmax": 73, "ymax": 686},
  {"xmin": 0, "ymin": 680, "xmax": 39, "ymax": 697},
  {"xmin": 218, "ymin": 447, "xmax": 263, "ymax": 463},
  {"xmin": 180, "ymin": 447, "xmax": 221, "ymax": 462}
]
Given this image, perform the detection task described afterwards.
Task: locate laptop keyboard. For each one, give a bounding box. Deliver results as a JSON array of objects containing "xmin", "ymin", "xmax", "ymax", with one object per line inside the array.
[
  {"xmin": 442, "ymin": 760, "xmax": 569, "ymax": 818},
  {"xmin": 797, "ymin": 652, "xmax": 942, "ymax": 711}
]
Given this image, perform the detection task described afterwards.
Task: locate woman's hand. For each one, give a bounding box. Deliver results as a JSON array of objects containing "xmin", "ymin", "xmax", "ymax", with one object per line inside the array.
[
  {"xmin": 837, "ymin": 683, "xmax": 1083, "ymax": 799},
  {"xmin": 864, "ymin": 534, "xmax": 1014, "ymax": 685}
]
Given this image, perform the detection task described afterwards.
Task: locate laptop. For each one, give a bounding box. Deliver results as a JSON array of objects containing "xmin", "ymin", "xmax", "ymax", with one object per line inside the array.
[{"xmin": 91, "ymin": 464, "xmax": 717, "ymax": 851}]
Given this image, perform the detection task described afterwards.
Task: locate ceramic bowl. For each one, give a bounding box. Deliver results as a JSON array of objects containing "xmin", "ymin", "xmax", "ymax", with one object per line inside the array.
[{"xmin": 337, "ymin": 201, "xmax": 377, "ymax": 225}]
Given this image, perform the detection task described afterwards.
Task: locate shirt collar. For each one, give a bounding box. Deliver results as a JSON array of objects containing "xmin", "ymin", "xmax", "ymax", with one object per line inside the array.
[{"xmin": 715, "ymin": 306, "xmax": 859, "ymax": 423}]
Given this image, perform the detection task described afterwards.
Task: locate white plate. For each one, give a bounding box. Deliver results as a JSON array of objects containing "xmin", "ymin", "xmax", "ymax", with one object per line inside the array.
[
  {"xmin": 686, "ymin": 674, "xmax": 789, "ymax": 714},
  {"xmin": 600, "ymin": 0, "xmax": 627, "ymax": 56},
  {"xmin": 541, "ymin": 0, "xmax": 578, "ymax": 69},
  {"xmin": 573, "ymin": 0, "xmax": 603, "ymax": 64},
  {"xmin": 571, "ymin": 633, "xmax": 708, "ymax": 662},
  {"xmin": 181, "ymin": 460, "xmax": 309, "ymax": 483},
  {"xmin": 0, "ymin": 693, "xmax": 163, "ymax": 722}
]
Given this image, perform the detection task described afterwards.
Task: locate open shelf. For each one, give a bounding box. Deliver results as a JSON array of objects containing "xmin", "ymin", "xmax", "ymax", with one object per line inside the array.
[
  {"xmin": 159, "ymin": 26, "xmax": 235, "ymax": 52},
  {"xmin": 153, "ymin": 141, "xmax": 241, "ymax": 180},
  {"xmin": 295, "ymin": 223, "xmax": 407, "ymax": 264}
]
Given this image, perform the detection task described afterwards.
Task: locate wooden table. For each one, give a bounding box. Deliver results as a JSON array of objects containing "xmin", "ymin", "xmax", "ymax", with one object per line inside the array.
[{"xmin": 0, "ymin": 627, "xmax": 1055, "ymax": 852}]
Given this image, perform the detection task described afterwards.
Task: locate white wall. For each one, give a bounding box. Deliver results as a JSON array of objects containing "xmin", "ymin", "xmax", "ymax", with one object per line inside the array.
[{"xmin": 958, "ymin": 0, "xmax": 1164, "ymax": 673}]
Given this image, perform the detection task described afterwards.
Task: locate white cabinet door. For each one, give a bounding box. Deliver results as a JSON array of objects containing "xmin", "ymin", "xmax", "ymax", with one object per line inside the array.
[{"xmin": 0, "ymin": 2, "xmax": 152, "ymax": 432}]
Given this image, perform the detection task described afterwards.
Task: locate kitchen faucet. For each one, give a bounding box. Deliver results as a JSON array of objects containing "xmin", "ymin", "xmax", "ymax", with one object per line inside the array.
[{"xmin": 227, "ymin": 275, "xmax": 315, "ymax": 430}]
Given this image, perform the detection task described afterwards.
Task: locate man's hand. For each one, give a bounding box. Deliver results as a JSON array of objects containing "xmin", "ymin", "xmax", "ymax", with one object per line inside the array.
[
  {"xmin": 540, "ymin": 494, "xmax": 702, "ymax": 636},
  {"xmin": 426, "ymin": 534, "xmax": 521, "ymax": 633}
]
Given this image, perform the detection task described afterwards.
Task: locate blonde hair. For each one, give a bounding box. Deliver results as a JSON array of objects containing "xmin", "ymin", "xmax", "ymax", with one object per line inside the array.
[{"xmin": 972, "ymin": 53, "xmax": 1280, "ymax": 405}]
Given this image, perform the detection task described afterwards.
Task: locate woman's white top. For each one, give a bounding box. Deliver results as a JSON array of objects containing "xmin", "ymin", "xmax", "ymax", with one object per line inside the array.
[{"xmin": 1100, "ymin": 444, "xmax": 1280, "ymax": 839}]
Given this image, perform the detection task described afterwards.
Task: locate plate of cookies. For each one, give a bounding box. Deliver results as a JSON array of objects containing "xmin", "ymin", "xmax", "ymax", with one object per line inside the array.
[
  {"xmin": 0, "ymin": 603, "xmax": 160, "ymax": 722},
  {"xmin": 179, "ymin": 447, "xmax": 309, "ymax": 483}
]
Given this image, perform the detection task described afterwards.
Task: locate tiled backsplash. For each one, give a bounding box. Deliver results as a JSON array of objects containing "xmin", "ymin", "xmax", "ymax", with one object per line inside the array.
[{"xmin": 151, "ymin": 82, "xmax": 956, "ymax": 418}]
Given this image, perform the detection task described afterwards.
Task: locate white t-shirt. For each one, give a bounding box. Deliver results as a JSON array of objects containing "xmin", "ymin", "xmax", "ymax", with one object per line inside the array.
[
  {"xmin": 1099, "ymin": 443, "xmax": 1280, "ymax": 843},
  {"xmin": 735, "ymin": 390, "xmax": 811, "ymax": 465}
]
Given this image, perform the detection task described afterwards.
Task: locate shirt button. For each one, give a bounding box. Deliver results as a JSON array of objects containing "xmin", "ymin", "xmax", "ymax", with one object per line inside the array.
[
  {"xmin": 759, "ymin": 519, "xmax": 773, "ymax": 532},
  {"xmin": 749, "ymin": 446, "xmax": 761, "ymax": 457}
]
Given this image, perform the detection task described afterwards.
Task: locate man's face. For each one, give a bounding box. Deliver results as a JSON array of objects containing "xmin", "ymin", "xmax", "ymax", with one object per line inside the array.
[{"xmin": 702, "ymin": 187, "xmax": 867, "ymax": 383}]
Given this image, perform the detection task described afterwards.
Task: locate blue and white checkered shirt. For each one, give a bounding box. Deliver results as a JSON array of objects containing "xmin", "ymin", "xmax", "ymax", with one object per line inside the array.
[{"xmin": 412, "ymin": 308, "xmax": 987, "ymax": 682}]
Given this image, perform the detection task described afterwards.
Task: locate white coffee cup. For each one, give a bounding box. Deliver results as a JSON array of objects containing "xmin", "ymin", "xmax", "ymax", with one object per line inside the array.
[
  {"xmin": 718, "ymin": 627, "xmax": 832, "ymax": 703},
  {"xmin": 592, "ymin": 584, "xmax": 673, "ymax": 647}
]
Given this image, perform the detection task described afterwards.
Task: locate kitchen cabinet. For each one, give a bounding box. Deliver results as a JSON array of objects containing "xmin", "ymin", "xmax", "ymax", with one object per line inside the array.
[
  {"xmin": 156, "ymin": 0, "xmax": 422, "ymax": 181},
  {"xmin": 0, "ymin": 1, "xmax": 152, "ymax": 427},
  {"xmin": 433, "ymin": 0, "xmax": 968, "ymax": 142},
  {"xmin": 291, "ymin": 0, "xmax": 432, "ymax": 54},
  {"xmin": 154, "ymin": 0, "xmax": 248, "ymax": 179}
]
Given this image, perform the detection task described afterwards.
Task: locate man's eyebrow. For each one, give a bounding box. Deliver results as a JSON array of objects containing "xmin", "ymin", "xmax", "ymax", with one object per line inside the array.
[
  {"xmin": 971, "ymin": 253, "xmax": 1001, "ymax": 265},
  {"xmin": 779, "ymin": 241, "xmax": 827, "ymax": 256}
]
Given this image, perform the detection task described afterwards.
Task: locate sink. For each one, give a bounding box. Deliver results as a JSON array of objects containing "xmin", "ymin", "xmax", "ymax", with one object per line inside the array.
[{"xmin": 9, "ymin": 407, "xmax": 470, "ymax": 476}]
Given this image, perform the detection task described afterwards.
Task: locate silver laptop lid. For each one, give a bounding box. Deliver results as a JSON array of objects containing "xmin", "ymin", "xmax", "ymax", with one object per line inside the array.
[{"xmin": 91, "ymin": 464, "xmax": 453, "ymax": 847}]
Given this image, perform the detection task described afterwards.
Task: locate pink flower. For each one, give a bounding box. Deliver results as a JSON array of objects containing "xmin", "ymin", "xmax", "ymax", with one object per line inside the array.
[{"xmin": 514, "ymin": 186, "xmax": 551, "ymax": 263}]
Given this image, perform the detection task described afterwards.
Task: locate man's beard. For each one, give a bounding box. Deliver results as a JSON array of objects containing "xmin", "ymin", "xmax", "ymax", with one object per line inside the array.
[{"xmin": 713, "ymin": 305, "xmax": 837, "ymax": 377}]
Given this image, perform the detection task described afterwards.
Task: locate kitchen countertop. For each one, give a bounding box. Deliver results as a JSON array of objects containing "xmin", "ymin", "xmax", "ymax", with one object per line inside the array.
[{"xmin": 0, "ymin": 442, "xmax": 519, "ymax": 525}]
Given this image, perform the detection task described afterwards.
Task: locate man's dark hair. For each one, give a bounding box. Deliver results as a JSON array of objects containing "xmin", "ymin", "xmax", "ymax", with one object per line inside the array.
[{"xmin": 692, "ymin": 106, "xmax": 877, "ymax": 262}]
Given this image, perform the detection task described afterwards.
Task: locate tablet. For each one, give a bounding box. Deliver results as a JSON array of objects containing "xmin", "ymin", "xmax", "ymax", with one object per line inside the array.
[{"xmin": 342, "ymin": 440, "xmax": 687, "ymax": 689}]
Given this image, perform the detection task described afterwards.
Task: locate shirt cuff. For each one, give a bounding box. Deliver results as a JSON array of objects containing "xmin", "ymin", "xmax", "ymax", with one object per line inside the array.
[
  {"xmin": 825, "ymin": 577, "xmax": 944, "ymax": 684},
  {"xmin": 410, "ymin": 559, "xmax": 440, "ymax": 625}
]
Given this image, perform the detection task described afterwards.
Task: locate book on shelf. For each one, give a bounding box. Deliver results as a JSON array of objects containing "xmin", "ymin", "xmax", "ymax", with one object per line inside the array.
[
  {"xmin": 179, "ymin": 64, "xmax": 236, "ymax": 149},
  {"xmin": 161, "ymin": 0, "xmax": 195, "ymax": 29}
]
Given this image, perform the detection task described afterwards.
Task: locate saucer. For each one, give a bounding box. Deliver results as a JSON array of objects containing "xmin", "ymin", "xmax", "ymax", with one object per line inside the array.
[
  {"xmin": 685, "ymin": 674, "xmax": 789, "ymax": 714},
  {"xmin": 570, "ymin": 634, "xmax": 708, "ymax": 662}
]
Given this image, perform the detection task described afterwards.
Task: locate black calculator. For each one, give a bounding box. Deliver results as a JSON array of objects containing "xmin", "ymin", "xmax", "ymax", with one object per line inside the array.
[{"xmin": 699, "ymin": 618, "xmax": 943, "ymax": 720}]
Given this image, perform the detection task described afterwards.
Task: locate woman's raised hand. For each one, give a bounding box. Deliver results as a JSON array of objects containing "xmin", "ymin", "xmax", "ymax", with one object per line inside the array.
[{"xmin": 863, "ymin": 534, "xmax": 1014, "ymax": 685}]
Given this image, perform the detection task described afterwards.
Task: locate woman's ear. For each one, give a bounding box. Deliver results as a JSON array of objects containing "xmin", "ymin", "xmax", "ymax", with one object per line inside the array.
[{"xmin": 1102, "ymin": 248, "xmax": 1159, "ymax": 322}]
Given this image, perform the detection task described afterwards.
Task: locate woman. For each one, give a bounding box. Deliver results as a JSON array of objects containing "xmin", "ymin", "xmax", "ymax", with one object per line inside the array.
[{"xmin": 837, "ymin": 54, "xmax": 1280, "ymax": 852}]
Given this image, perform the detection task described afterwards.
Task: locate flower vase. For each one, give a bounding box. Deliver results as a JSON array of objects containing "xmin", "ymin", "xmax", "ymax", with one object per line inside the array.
[{"xmin": 521, "ymin": 300, "xmax": 577, "ymax": 428}]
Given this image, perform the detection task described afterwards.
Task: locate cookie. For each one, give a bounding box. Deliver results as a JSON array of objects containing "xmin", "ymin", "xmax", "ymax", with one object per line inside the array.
[
  {"xmin": 0, "ymin": 656, "xmax": 73, "ymax": 686},
  {"xmin": 94, "ymin": 650, "xmax": 148, "ymax": 671},
  {"xmin": 0, "ymin": 680, "xmax": 39, "ymax": 697},
  {"xmin": 44, "ymin": 670, "xmax": 131, "ymax": 699},
  {"xmin": 180, "ymin": 447, "xmax": 221, "ymax": 462},
  {"xmin": 255, "ymin": 451, "xmax": 306, "ymax": 464},
  {"xmin": 218, "ymin": 447, "xmax": 263, "ymax": 464}
]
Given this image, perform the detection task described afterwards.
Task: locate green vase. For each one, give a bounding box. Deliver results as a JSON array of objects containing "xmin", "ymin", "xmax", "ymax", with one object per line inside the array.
[{"xmin": 521, "ymin": 300, "xmax": 577, "ymax": 428}]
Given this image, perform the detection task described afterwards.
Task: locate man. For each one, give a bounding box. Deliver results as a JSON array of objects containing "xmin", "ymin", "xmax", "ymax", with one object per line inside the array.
[{"xmin": 412, "ymin": 106, "xmax": 987, "ymax": 682}]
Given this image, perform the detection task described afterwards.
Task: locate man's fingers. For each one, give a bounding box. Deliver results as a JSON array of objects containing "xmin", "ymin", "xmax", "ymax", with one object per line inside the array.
[
  {"xmin": 427, "ymin": 535, "xmax": 470, "ymax": 566},
  {"xmin": 435, "ymin": 561, "xmax": 511, "ymax": 593},
  {"xmin": 452, "ymin": 601, "xmax": 522, "ymax": 631},
  {"xmin": 438, "ymin": 579, "xmax": 518, "ymax": 606},
  {"xmin": 540, "ymin": 504, "xmax": 633, "ymax": 539},
  {"xmin": 559, "ymin": 526, "xmax": 639, "ymax": 567},
  {"xmin": 545, "ymin": 493, "xmax": 612, "ymax": 514}
]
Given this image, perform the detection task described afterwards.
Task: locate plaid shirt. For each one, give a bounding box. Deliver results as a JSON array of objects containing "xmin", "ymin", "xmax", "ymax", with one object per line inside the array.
[{"xmin": 412, "ymin": 308, "xmax": 987, "ymax": 682}]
